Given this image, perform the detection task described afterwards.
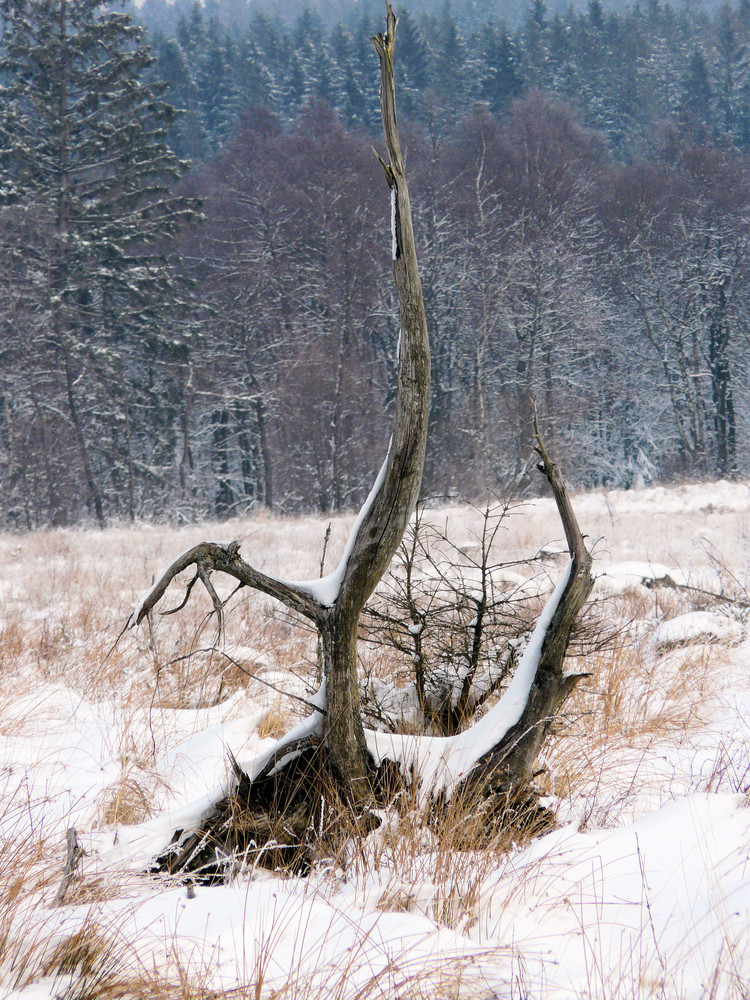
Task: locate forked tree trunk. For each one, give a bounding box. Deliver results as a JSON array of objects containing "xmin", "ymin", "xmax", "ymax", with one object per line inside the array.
[
  {"xmin": 132, "ymin": 3, "xmax": 430, "ymax": 808},
  {"xmin": 129, "ymin": 5, "xmax": 592, "ymax": 855}
]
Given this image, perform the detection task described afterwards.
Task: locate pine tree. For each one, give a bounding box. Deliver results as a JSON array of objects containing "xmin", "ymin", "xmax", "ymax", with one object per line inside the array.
[
  {"xmin": 523, "ymin": 0, "xmax": 549, "ymax": 86},
  {"xmin": 153, "ymin": 33, "xmax": 208, "ymax": 160},
  {"xmin": 681, "ymin": 46, "xmax": 713, "ymax": 123},
  {"xmin": 0, "ymin": 0, "xmax": 199, "ymax": 525},
  {"xmin": 715, "ymin": 4, "xmax": 750, "ymax": 144},
  {"xmin": 195, "ymin": 17, "xmax": 233, "ymax": 151},
  {"xmin": 477, "ymin": 23, "xmax": 523, "ymax": 113},
  {"xmin": 394, "ymin": 9, "xmax": 432, "ymax": 118},
  {"xmin": 433, "ymin": 5, "xmax": 468, "ymax": 104},
  {"xmin": 232, "ymin": 36, "xmax": 276, "ymax": 119}
]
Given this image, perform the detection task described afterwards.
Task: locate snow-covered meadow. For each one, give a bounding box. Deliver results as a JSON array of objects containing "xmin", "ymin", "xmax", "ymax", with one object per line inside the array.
[{"xmin": 1, "ymin": 481, "xmax": 749, "ymax": 999}]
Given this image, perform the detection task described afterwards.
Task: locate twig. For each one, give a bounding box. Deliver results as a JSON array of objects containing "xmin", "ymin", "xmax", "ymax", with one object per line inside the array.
[
  {"xmin": 197, "ymin": 566, "xmax": 225, "ymax": 639},
  {"xmin": 636, "ymin": 833, "xmax": 668, "ymax": 979},
  {"xmin": 319, "ymin": 522, "xmax": 332, "ymax": 577},
  {"xmin": 161, "ymin": 570, "xmax": 200, "ymax": 615},
  {"xmin": 163, "ymin": 647, "xmax": 326, "ymax": 716}
]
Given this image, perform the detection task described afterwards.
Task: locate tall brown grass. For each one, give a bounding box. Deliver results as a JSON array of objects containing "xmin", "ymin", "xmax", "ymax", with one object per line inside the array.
[{"xmin": 1, "ymin": 488, "xmax": 748, "ymax": 998}]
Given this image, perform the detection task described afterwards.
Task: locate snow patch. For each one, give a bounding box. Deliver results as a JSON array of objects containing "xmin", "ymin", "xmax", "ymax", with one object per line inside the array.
[{"xmin": 655, "ymin": 611, "xmax": 743, "ymax": 650}]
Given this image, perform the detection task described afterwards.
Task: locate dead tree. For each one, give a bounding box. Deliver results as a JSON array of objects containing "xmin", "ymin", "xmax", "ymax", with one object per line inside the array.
[
  {"xmin": 132, "ymin": 4, "xmax": 429, "ymax": 807},
  {"xmin": 130, "ymin": 4, "xmax": 593, "ymax": 869}
]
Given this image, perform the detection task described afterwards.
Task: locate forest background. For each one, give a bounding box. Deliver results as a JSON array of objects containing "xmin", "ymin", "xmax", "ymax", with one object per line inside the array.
[{"xmin": 3, "ymin": 0, "xmax": 750, "ymax": 528}]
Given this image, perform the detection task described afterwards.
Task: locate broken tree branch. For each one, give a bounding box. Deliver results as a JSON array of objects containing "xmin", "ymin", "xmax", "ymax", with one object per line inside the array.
[
  {"xmin": 460, "ymin": 419, "xmax": 594, "ymax": 797},
  {"xmin": 53, "ymin": 828, "xmax": 83, "ymax": 908},
  {"xmin": 129, "ymin": 541, "xmax": 325, "ymax": 628}
]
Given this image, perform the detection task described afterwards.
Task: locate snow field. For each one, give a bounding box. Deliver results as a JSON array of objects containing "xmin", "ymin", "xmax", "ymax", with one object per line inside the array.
[{"xmin": 0, "ymin": 481, "xmax": 749, "ymax": 998}]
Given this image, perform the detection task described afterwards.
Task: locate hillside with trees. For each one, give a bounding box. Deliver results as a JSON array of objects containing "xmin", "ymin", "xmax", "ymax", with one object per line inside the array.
[{"xmin": 2, "ymin": 0, "xmax": 750, "ymax": 527}]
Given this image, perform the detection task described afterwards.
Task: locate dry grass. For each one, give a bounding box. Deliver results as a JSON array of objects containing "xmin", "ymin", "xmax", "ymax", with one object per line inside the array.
[
  {"xmin": 1, "ymin": 485, "xmax": 749, "ymax": 998},
  {"xmin": 39, "ymin": 925, "xmax": 124, "ymax": 998},
  {"xmin": 98, "ymin": 768, "xmax": 156, "ymax": 827},
  {"xmin": 541, "ymin": 583, "xmax": 730, "ymax": 829},
  {"xmin": 257, "ymin": 698, "xmax": 290, "ymax": 740}
]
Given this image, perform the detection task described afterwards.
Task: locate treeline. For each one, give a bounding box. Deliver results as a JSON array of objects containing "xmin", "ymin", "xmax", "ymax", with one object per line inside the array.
[
  {"xmin": 176, "ymin": 96, "xmax": 750, "ymax": 516},
  {"xmin": 138, "ymin": 0, "xmax": 515, "ymax": 36},
  {"xmin": 140, "ymin": 0, "xmax": 750, "ymax": 161},
  {"xmin": 1, "ymin": 0, "xmax": 750, "ymax": 529}
]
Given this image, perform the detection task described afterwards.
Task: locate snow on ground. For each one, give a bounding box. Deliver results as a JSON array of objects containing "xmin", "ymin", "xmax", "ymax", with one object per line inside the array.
[
  {"xmin": 1, "ymin": 480, "xmax": 749, "ymax": 998},
  {"xmin": 654, "ymin": 611, "xmax": 744, "ymax": 649}
]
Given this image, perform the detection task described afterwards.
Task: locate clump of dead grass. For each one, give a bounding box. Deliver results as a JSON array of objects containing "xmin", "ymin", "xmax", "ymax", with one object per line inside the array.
[
  {"xmin": 258, "ymin": 697, "xmax": 290, "ymax": 739},
  {"xmin": 99, "ymin": 770, "xmax": 155, "ymax": 828},
  {"xmin": 539, "ymin": 580, "xmax": 738, "ymax": 827},
  {"xmin": 39, "ymin": 925, "xmax": 124, "ymax": 999}
]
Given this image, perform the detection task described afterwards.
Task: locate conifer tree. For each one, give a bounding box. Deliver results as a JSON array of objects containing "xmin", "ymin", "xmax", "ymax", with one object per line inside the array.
[
  {"xmin": 477, "ymin": 23, "xmax": 523, "ymax": 112},
  {"xmin": 394, "ymin": 9, "xmax": 432, "ymax": 118},
  {"xmin": 153, "ymin": 33, "xmax": 208, "ymax": 160},
  {"xmin": 0, "ymin": 0, "xmax": 199, "ymax": 525}
]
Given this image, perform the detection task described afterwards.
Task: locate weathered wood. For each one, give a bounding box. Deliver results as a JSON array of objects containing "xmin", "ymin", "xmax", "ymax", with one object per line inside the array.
[
  {"xmin": 320, "ymin": 2, "xmax": 431, "ymax": 800},
  {"xmin": 130, "ymin": 540, "xmax": 326, "ymax": 627},
  {"xmin": 461, "ymin": 418, "xmax": 594, "ymax": 799}
]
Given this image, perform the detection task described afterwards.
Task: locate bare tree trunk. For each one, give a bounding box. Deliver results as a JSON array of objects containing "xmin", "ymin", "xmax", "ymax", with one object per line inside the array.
[
  {"xmin": 212, "ymin": 408, "xmax": 234, "ymax": 516},
  {"xmin": 244, "ymin": 360, "xmax": 273, "ymax": 510},
  {"xmin": 62, "ymin": 345, "xmax": 105, "ymax": 527},
  {"xmin": 255, "ymin": 394, "xmax": 273, "ymax": 510},
  {"xmin": 131, "ymin": 3, "xmax": 430, "ymax": 809},
  {"xmin": 708, "ymin": 283, "xmax": 736, "ymax": 476},
  {"xmin": 461, "ymin": 419, "xmax": 593, "ymax": 799},
  {"xmin": 317, "ymin": 6, "xmax": 431, "ymax": 798},
  {"xmin": 179, "ymin": 364, "xmax": 194, "ymax": 495},
  {"xmin": 30, "ymin": 393, "xmax": 66, "ymax": 526},
  {"xmin": 125, "ymin": 401, "xmax": 135, "ymax": 522}
]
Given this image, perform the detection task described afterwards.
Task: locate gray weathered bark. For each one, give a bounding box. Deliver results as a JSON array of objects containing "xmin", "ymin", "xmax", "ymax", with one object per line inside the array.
[
  {"xmin": 461, "ymin": 415, "xmax": 593, "ymax": 799},
  {"xmin": 131, "ymin": 3, "xmax": 429, "ymax": 807}
]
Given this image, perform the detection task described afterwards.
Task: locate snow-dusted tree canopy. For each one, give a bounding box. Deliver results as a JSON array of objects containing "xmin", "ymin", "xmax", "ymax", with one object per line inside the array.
[
  {"xmin": 2, "ymin": 0, "xmax": 750, "ymax": 527},
  {"xmin": 0, "ymin": 0, "xmax": 199, "ymax": 526}
]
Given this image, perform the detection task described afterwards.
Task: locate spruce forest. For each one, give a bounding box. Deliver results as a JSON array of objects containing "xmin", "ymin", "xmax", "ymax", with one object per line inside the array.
[{"xmin": 3, "ymin": 0, "xmax": 750, "ymax": 528}]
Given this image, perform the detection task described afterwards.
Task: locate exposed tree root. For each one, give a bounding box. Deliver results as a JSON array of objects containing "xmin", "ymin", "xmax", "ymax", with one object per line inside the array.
[
  {"xmin": 156, "ymin": 746, "xmax": 381, "ymax": 881},
  {"xmin": 155, "ymin": 749, "xmax": 558, "ymax": 881}
]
